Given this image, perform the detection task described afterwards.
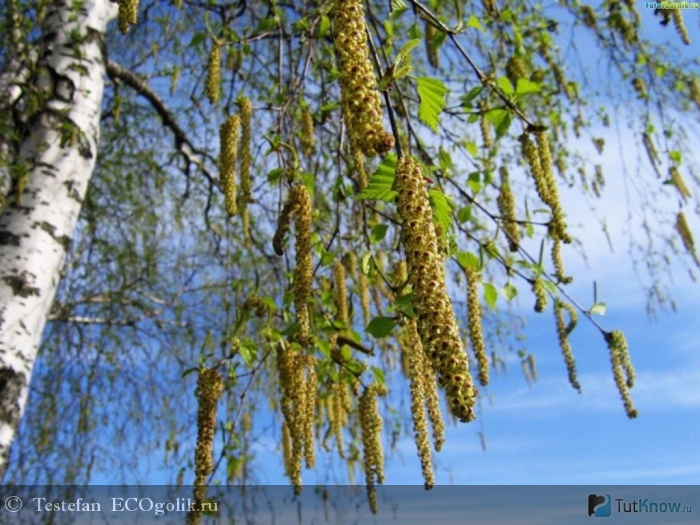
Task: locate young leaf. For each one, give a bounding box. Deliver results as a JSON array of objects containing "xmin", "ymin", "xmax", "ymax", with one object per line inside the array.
[
  {"xmin": 589, "ymin": 302, "xmax": 607, "ymax": 316},
  {"xmin": 370, "ymin": 224, "xmax": 389, "ymax": 243},
  {"xmin": 502, "ymin": 282, "xmax": 518, "ymax": 301},
  {"xmin": 416, "ymin": 77, "xmax": 448, "ymax": 132},
  {"xmin": 356, "ymin": 154, "xmax": 398, "ymax": 202},
  {"xmin": 483, "ymin": 282, "xmax": 498, "ymax": 310},
  {"xmin": 366, "ymin": 316, "xmax": 398, "ymax": 338},
  {"xmin": 429, "ymin": 189, "xmax": 455, "ymax": 236},
  {"xmin": 515, "ymin": 78, "xmax": 541, "ymax": 96},
  {"xmin": 396, "ymin": 38, "xmax": 421, "ymax": 66},
  {"xmin": 466, "ymin": 14, "xmax": 485, "ymax": 32},
  {"xmin": 455, "ymin": 251, "xmax": 480, "ymax": 271},
  {"xmin": 371, "ymin": 366, "xmax": 386, "ymax": 385}
]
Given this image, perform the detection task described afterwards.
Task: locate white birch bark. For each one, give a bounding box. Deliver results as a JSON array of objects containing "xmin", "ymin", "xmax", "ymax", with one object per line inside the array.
[{"xmin": 0, "ymin": 0, "xmax": 117, "ymax": 480}]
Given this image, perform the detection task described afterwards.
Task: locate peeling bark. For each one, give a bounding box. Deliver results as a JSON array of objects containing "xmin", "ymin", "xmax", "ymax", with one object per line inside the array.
[{"xmin": 0, "ymin": 0, "xmax": 117, "ymax": 481}]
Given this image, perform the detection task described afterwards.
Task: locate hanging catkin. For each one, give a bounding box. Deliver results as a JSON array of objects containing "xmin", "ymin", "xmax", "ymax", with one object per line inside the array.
[
  {"xmin": 394, "ymin": 156, "xmax": 477, "ymax": 422},
  {"xmin": 333, "ymin": 0, "xmax": 394, "ymax": 157}
]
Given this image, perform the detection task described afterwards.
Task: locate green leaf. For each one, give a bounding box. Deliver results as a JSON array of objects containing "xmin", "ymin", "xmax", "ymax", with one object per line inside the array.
[
  {"xmin": 189, "ymin": 32, "xmax": 206, "ymax": 47},
  {"xmin": 239, "ymin": 340, "xmax": 257, "ymax": 366},
  {"xmin": 483, "ymin": 282, "xmax": 498, "ymax": 310},
  {"xmin": 457, "ymin": 206, "xmax": 472, "ymax": 223},
  {"xmin": 317, "ymin": 15, "xmax": 331, "ymax": 37},
  {"xmin": 393, "ymin": 293, "xmax": 415, "ymax": 317},
  {"xmin": 466, "ymin": 14, "xmax": 485, "ymax": 31},
  {"xmin": 486, "ymin": 108, "xmax": 513, "ymax": 138},
  {"xmin": 366, "ymin": 316, "xmax": 397, "ymax": 338},
  {"xmin": 465, "ymin": 141, "xmax": 478, "ymax": 157},
  {"xmin": 589, "ymin": 302, "xmax": 607, "ymax": 316},
  {"xmin": 391, "ymin": 0, "xmax": 408, "ymax": 17},
  {"xmin": 496, "ymin": 76, "xmax": 514, "ymax": 95},
  {"xmin": 669, "ymin": 150, "xmax": 682, "ymax": 164},
  {"xmin": 393, "ymin": 64, "xmax": 413, "ymax": 80},
  {"xmin": 416, "ymin": 77, "xmax": 448, "ymax": 132},
  {"xmin": 371, "ymin": 366, "xmax": 386, "ymax": 385},
  {"xmin": 462, "ymin": 86, "xmax": 484, "ymax": 106},
  {"xmin": 515, "ymin": 78, "xmax": 541, "ymax": 96},
  {"xmin": 356, "ymin": 154, "xmax": 398, "ymax": 202},
  {"xmin": 370, "ymin": 224, "xmax": 389, "ymax": 243},
  {"xmin": 428, "ymin": 189, "xmax": 455, "ymax": 236},
  {"xmin": 396, "ymin": 38, "xmax": 421, "ymax": 66},
  {"xmin": 502, "ymin": 282, "xmax": 518, "ymax": 301},
  {"xmin": 455, "ymin": 251, "xmax": 480, "ymax": 271}
]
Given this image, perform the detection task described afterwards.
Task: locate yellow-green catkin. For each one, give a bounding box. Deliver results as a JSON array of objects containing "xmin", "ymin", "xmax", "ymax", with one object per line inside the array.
[
  {"xmin": 302, "ymin": 355, "xmax": 317, "ymax": 468},
  {"xmin": 194, "ymin": 369, "xmax": 224, "ymax": 487},
  {"xmin": 206, "ymin": 40, "xmax": 222, "ymax": 103},
  {"xmin": 359, "ymin": 383, "xmax": 387, "ymax": 513},
  {"xmin": 466, "ymin": 266, "xmax": 489, "ymax": 386},
  {"xmin": 352, "ymin": 147, "xmax": 369, "ymax": 191},
  {"xmin": 301, "ymin": 108, "xmax": 315, "ymax": 156},
  {"xmin": 405, "ymin": 320, "xmax": 435, "ymax": 489},
  {"xmin": 117, "ymin": 0, "xmax": 138, "ymax": 33},
  {"xmin": 580, "ymin": 5, "xmax": 597, "ymax": 28},
  {"xmin": 532, "ymin": 278, "xmax": 547, "ymax": 312},
  {"xmin": 497, "ymin": 167, "xmax": 519, "ymax": 252},
  {"xmin": 482, "ymin": 0, "xmax": 497, "ymax": 16},
  {"xmin": 605, "ymin": 330, "xmax": 638, "ymax": 418},
  {"xmin": 554, "ymin": 300, "xmax": 580, "ymax": 391},
  {"xmin": 396, "ymin": 261, "xmax": 443, "ymax": 486},
  {"xmin": 632, "ymin": 77, "xmax": 647, "ymax": 99},
  {"xmin": 359, "ymin": 271, "xmax": 371, "ymax": 326},
  {"xmin": 333, "ymin": 260, "xmax": 349, "ymax": 325},
  {"xmin": 642, "ymin": 132, "xmax": 661, "ymax": 176},
  {"xmin": 480, "ymin": 105, "xmax": 493, "ymax": 149},
  {"xmin": 534, "ymin": 130, "xmax": 570, "ymax": 243},
  {"xmin": 669, "ymin": 166, "xmax": 691, "ymax": 201},
  {"xmin": 238, "ymin": 98, "xmax": 253, "ymax": 246},
  {"xmin": 277, "ymin": 342, "xmax": 305, "ymax": 493},
  {"xmin": 505, "ymin": 56, "xmax": 528, "ymax": 89},
  {"xmin": 690, "ymin": 78, "xmax": 700, "ymax": 110},
  {"xmin": 273, "ymin": 197, "xmax": 294, "ymax": 255},
  {"xmin": 395, "ymin": 156, "xmax": 477, "ymax": 422},
  {"xmin": 671, "ymin": 9, "xmax": 691, "ymax": 45},
  {"xmin": 239, "ymin": 98, "xmax": 252, "ymax": 204},
  {"xmin": 333, "ymin": 0, "xmax": 395, "ymax": 157},
  {"xmin": 424, "ymin": 21, "xmax": 439, "ymax": 68},
  {"xmin": 219, "ymin": 114, "xmax": 240, "ymax": 216},
  {"xmin": 676, "ymin": 212, "xmax": 700, "ymax": 266},
  {"xmin": 291, "ymin": 185, "xmax": 313, "ymax": 346},
  {"xmin": 552, "ymin": 239, "xmax": 573, "ymax": 284}
]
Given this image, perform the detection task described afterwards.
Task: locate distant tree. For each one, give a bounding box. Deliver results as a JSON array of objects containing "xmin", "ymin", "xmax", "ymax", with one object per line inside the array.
[{"xmin": 1, "ymin": 0, "xmax": 698, "ymax": 503}]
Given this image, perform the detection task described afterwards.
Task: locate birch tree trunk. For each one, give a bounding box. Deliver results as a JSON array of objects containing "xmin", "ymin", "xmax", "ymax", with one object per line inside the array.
[{"xmin": 0, "ymin": 0, "xmax": 116, "ymax": 481}]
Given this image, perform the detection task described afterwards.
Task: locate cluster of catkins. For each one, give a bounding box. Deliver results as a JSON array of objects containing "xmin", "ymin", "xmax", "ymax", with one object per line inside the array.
[
  {"xmin": 395, "ymin": 156, "xmax": 478, "ymax": 422},
  {"xmin": 277, "ymin": 342, "xmax": 317, "ymax": 494},
  {"xmin": 395, "ymin": 262, "xmax": 445, "ymax": 490},
  {"xmin": 333, "ymin": 0, "xmax": 394, "ymax": 157}
]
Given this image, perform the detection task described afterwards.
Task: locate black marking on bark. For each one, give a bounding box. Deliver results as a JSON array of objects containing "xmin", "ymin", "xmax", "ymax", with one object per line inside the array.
[
  {"xmin": 0, "ymin": 232, "xmax": 21, "ymax": 247},
  {"xmin": 58, "ymin": 235, "xmax": 71, "ymax": 252},
  {"xmin": 2, "ymin": 272, "xmax": 40, "ymax": 298},
  {"xmin": 38, "ymin": 221, "xmax": 56, "ymax": 237},
  {"xmin": 63, "ymin": 180, "xmax": 82, "ymax": 203},
  {"xmin": 0, "ymin": 368, "xmax": 26, "ymax": 429}
]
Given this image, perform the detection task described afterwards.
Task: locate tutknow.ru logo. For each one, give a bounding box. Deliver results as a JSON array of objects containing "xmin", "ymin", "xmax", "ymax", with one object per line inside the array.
[
  {"xmin": 588, "ymin": 494, "xmax": 611, "ymax": 517},
  {"xmin": 588, "ymin": 494, "xmax": 692, "ymax": 517}
]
